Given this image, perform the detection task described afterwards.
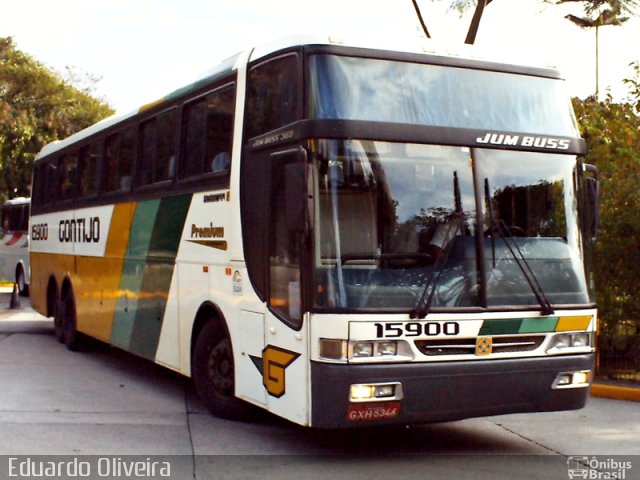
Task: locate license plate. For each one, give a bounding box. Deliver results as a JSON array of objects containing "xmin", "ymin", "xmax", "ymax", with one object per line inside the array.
[{"xmin": 347, "ymin": 402, "xmax": 401, "ymax": 422}]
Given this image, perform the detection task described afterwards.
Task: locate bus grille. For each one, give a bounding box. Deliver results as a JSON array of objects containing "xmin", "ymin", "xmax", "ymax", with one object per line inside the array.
[{"xmin": 415, "ymin": 335, "xmax": 546, "ymax": 356}]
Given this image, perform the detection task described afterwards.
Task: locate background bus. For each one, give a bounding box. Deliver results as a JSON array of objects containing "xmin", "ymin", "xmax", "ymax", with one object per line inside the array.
[
  {"xmin": 0, "ymin": 197, "xmax": 30, "ymax": 296},
  {"xmin": 29, "ymin": 36, "xmax": 598, "ymax": 428}
]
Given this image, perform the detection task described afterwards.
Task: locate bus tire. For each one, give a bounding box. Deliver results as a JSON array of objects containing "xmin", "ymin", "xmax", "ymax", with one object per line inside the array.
[
  {"xmin": 61, "ymin": 289, "xmax": 82, "ymax": 351},
  {"xmin": 192, "ymin": 321, "xmax": 254, "ymax": 420},
  {"xmin": 16, "ymin": 265, "xmax": 28, "ymax": 297},
  {"xmin": 49, "ymin": 282, "xmax": 64, "ymax": 343},
  {"xmin": 53, "ymin": 302, "xmax": 65, "ymax": 344}
]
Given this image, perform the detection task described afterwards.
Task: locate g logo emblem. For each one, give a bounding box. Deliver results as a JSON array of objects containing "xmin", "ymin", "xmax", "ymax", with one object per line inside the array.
[
  {"xmin": 476, "ymin": 337, "xmax": 493, "ymax": 356},
  {"xmin": 250, "ymin": 345, "xmax": 300, "ymax": 398}
]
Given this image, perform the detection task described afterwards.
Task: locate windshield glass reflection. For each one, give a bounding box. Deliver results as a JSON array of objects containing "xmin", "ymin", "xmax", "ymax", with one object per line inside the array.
[
  {"xmin": 308, "ymin": 55, "xmax": 579, "ymax": 136},
  {"xmin": 311, "ymin": 140, "xmax": 594, "ymax": 311}
]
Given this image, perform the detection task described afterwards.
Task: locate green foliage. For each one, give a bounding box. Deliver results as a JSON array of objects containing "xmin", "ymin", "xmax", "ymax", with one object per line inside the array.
[
  {"xmin": 623, "ymin": 61, "xmax": 640, "ymax": 113},
  {"xmin": 0, "ymin": 37, "xmax": 113, "ymax": 200},
  {"xmin": 573, "ymin": 90, "xmax": 640, "ymax": 368}
]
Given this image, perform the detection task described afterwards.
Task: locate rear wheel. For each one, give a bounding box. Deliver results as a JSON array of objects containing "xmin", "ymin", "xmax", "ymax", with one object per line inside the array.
[
  {"xmin": 49, "ymin": 282, "xmax": 64, "ymax": 344},
  {"xmin": 59, "ymin": 289, "xmax": 83, "ymax": 351},
  {"xmin": 192, "ymin": 320, "xmax": 254, "ymax": 420}
]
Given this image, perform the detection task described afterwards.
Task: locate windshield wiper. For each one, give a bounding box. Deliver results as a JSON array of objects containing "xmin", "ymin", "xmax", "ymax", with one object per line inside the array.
[
  {"xmin": 483, "ymin": 177, "xmax": 553, "ymax": 316},
  {"xmin": 410, "ymin": 218, "xmax": 460, "ymax": 319},
  {"xmin": 411, "ymin": 172, "xmax": 464, "ymax": 319}
]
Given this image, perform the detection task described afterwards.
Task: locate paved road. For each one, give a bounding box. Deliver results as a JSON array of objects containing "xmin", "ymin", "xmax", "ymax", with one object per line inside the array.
[{"xmin": 0, "ymin": 292, "xmax": 638, "ymax": 479}]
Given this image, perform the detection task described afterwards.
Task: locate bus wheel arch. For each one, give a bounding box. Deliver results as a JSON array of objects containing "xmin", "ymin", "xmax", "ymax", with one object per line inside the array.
[{"xmin": 191, "ymin": 302, "xmax": 254, "ymax": 420}]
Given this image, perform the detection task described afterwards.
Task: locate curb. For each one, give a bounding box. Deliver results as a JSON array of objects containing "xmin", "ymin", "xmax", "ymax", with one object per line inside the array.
[{"xmin": 591, "ymin": 383, "xmax": 640, "ymax": 402}]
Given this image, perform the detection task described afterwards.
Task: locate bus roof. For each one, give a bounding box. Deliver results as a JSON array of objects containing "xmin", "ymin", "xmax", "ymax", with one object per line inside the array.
[{"xmin": 35, "ymin": 35, "xmax": 562, "ymax": 161}]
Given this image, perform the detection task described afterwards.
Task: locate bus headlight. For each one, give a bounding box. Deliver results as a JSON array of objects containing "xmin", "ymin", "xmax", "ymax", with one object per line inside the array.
[
  {"xmin": 319, "ymin": 339, "xmax": 414, "ymax": 362},
  {"xmin": 378, "ymin": 341, "xmax": 398, "ymax": 356},
  {"xmin": 351, "ymin": 340, "xmax": 398, "ymax": 359},
  {"xmin": 546, "ymin": 332, "xmax": 593, "ymax": 354},
  {"xmin": 353, "ymin": 342, "xmax": 374, "ymax": 358}
]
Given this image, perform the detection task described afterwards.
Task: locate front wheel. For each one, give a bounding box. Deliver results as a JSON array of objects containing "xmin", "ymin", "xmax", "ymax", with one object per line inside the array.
[{"xmin": 192, "ymin": 321, "xmax": 254, "ymax": 420}]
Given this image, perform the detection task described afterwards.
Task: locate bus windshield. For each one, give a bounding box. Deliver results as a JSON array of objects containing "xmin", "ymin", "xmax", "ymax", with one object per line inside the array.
[
  {"xmin": 308, "ymin": 54, "xmax": 579, "ymax": 137},
  {"xmin": 311, "ymin": 139, "xmax": 593, "ymax": 311}
]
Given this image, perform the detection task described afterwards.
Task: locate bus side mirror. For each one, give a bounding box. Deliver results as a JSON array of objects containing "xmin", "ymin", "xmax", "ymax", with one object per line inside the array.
[
  {"xmin": 285, "ymin": 162, "xmax": 311, "ymax": 234},
  {"xmin": 583, "ymin": 163, "xmax": 600, "ymax": 240},
  {"xmin": 271, "ymin": 147, "xmax": 312, "ymax": 234}
]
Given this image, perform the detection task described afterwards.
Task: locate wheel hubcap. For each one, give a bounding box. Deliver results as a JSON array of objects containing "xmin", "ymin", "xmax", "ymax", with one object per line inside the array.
[{"xmin": 207, "ymin": 340, "xmax": 233, "ymax": 395}]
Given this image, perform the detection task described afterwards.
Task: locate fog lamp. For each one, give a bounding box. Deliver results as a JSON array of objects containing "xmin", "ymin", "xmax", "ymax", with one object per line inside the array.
[
  {"xmin": 350, "ymin": 384, "xmax": 375, "ymax": 400},
  {"xmin": 552, "ymin": 370, "xmax": 591, "ymax": 389},
  {"xmin": 556, "ymin": 374, "xmax": 573, "ymax": 386},
  {"xmin": 374, "ymin": 385, "xmax": 395, "ymax": 398},
  {"xmin": 572, "ymin": 371, "xmax": 590, "ymax": 385},
  {"xmin": 350, "ymin": 382, "xmax": 404, "ymax": 402}
]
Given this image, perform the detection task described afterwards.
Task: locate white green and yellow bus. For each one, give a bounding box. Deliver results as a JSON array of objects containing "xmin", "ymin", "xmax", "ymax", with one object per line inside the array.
[
  {"xmin": 0, "ymin": 197, "xmax": 30, "ymax": 295},
  {"xmin": 30, "ymin": 36, "xmax": 599, "ymax": 428}
]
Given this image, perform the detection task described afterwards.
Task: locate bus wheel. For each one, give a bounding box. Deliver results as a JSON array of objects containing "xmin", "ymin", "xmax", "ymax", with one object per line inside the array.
[
  {"xmin": 16, "ymin": 265, "xmax": 28, "ymax": 297},
  {"xmin": 53, "ymin": 308, "xmax": 65, "ymax": 344},
  {"xmin": 49, "ymin": 284, "xmax": 64, "ymax": 344},
  {"xmin": 60, "ymin": 289, "xmax": 82, "ymax": 351},
  {"xmin": 192, "ymin": 321, "xmax": 254, "ymax": 420}
]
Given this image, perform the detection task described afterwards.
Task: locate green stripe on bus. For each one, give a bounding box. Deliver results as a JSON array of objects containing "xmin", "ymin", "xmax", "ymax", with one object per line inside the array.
[
  {"xmin": 519, "ymin": 317, "xmax": 559, "ymax": 333},
  {"xmin": 110, "ymin": 199, "xmax": 161, "ymax": 351},
  {"xmin": 479, "ymin": 317, "xmax": 560, "ymax": 336},
  {"xmin": 128, "ymin": 195, "xmax": 192, "ymax": 359},
  {"xmin": 479, "ymin": 319, "xmax": 523, "ymax": 336}
]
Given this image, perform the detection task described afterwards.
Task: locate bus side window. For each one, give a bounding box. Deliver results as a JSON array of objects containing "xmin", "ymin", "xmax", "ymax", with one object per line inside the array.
[
  {"xmin": 34, "ymin": 161, "xmax": 57, "ymax": 207},
  {"xmin": 245, "ymin": 53, "xmax": 300, "ymax": 139},
  {"xmin": 156, "ymin": 109, "xmax": 177, "ymax": 181},
  {"xmin": 58, "ymin": 152, "xmax": 77, "ymax": 202},
  {"xmin": 78, "ymin": 141, "xmax": 101, "ymax": 198},
  {"xmin": 105, "ymin": 126, "xmax": 135, "ymax": 193},
  {"xmin": 20, "ymin": 203, "xmax": 29, "ymax": 232},
  {"xmin": 119, "ymin": 126, "xmax": 136, "ymax": 191},
  {"xmin": 182, "ymin": 98, "xmax": 207, "ymax": 178},
  {"xmin": 205, "ymin": 86, "xmax": 234, "ymax": 174},
  {"xmin": 181, "ymin": 84, "xmax": 235, "ymax": 179},
  {"xmin": 138, "ymin": 118, "xmax": 157, "ymax": 186},
  {"xmin": 104, "ymin": 133, "xmax": 120, "ymax": 192},
  {"xmin": 138, "ymin": 109, "xmax": 177, "ymax": 186}
]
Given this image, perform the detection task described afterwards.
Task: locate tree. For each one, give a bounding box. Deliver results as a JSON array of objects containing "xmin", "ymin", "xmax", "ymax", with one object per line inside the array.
[
  {"xmin": 572, "ymin": 63, "xmax": 640, "ymax": 376},
  {"xmin": 411, "ymin": 0, "xmax": 637, "ymax": 45},
  {"xmin": 411, "ymin": 0, "xmax": 495, "ymax": 44},
  {"xmin": 563, "ymin": 3, "xmax": 633, "ymax": 98},
  {"xmin": 0, "ymin": 37, "xmax": 113, "ymax": 200}
]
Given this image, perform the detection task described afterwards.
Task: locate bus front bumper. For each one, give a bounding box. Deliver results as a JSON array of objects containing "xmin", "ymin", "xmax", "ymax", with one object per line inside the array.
[{"xmin": 310, "ymin": 353, "xmax": 594, "ymax": 429}]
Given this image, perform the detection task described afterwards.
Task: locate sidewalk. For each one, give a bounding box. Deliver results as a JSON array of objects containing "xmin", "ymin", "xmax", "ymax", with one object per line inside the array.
[
  {"xmin": 0, "ymin": 286, "xmax": 51, "ymax": 333},
  {"xmin": 1, "ymin": 287, "xmax": 638, "ymax": 402}
]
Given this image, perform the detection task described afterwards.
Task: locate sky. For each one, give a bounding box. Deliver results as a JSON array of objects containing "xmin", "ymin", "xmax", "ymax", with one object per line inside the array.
[{"xmin": 1, "ymin": 0, "xmax": 639, "ymax": 113}]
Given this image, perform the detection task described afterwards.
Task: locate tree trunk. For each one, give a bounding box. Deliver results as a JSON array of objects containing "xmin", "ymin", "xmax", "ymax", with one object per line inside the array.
[
  {"xmin": 465, "ymin": 0, "xmax": 487, "ymax": 45},
  {"xmin": 412, "ymin": 0, "xmax": 431, "ymax": 39}
]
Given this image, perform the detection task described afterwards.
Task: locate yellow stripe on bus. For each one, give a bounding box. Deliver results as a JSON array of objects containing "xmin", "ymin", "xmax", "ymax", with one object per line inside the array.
[
  {"xmin": 76, "ymin": 202, "xmax": 136, "ymax": 341},
  {"xmin": 555, "ymin": 315, "xmax": 592, "ymax": 332}
]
